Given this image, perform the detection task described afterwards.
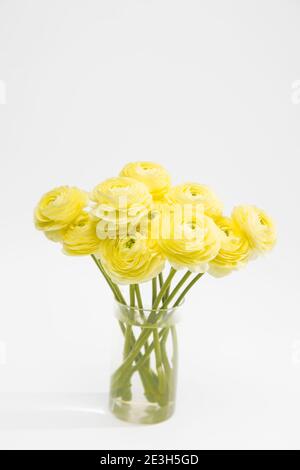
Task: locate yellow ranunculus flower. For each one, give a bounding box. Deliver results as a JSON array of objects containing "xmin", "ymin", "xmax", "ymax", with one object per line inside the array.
[
  {"xmin": 209, "ymin": 216, "xmax": 250, "ymax": 277},
  {"xmin": 90, "ymin": 176, "xmax": 153, "ymax": 239},
  {"xmin": 34, "ymin": 186, "xmax": 88, "ymax": 238},
  {"xmin": 232, "ymin": 205, "xmax": 276, "ymax": 253},
  {"xmin": 119, "ymin": 161, "xmax": 171, "ymax": 201},
  {"xmin": 164, "ymin": 182, "xmax": 223, "ymax": 219},
  {"xmin": 99, "ymin": 234, "xmax": 165, "ymax": 284},
  {"xmin": 91, "ymin": 176, "xmax": 152, "ymax": 208},
  {"xmin": 62, "ymin": 212, "xmax": 101, "ymax": 256},
  {"xmin": 158, "ymin": 212, "xmax": 222, "ymax": 273}
]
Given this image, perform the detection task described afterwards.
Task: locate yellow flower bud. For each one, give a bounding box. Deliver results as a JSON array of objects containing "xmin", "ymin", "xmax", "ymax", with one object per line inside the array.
[
  {"xmin": 232, "ymin": 205, "xmax": 276, "ymax": 253},
  {"xmin": 63, "ymin": 212, "xmax": 101, "ymax": 256},
  {"xmin": 209, "ymin": 216, "xmax": 250, "ymax": 277},
  {"xmin": 165, "ymin": 182, "xmax": 223, "ymax": 219},
  {"xmin": 99, "ymin": 235, "xmax": 165, "ymax": 284},
  {"xmin": 120, "ymin": 161, "xmax": 171, "ymax": 201},
  {"xmin": 34, "ymin": 186, "xmax": 88, "ymax": 237}
]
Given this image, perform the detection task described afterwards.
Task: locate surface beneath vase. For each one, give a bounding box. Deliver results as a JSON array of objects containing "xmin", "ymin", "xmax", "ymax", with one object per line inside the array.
[{"xmin": 109, "ymin": 396, "xmax": 175, "ymax": 425}]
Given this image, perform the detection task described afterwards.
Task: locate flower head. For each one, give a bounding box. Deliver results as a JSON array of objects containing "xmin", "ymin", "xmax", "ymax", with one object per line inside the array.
[
  {"xmin": 165, "ymin": 182, "xmax": 223, "ymax": 219},
  {"xmin": 90, "ymin": 176, "xmax": 152, "ymax": 239},
  {"xmin": 34, "ymin": 186, "xmax": 88, "ymax": 239},
  {"xmin": 158, "ymin": 212, "xmax": 222, "ymax": 273},
  {"xmin": 120, "ymin": 161, "xmax": 171, "ymax": 201},
  {"xmin": 99, "ymin": 234, "xmax": 165, "ymax": 284},
  {"xmin": 232, "ymin": 205, "xmax": 276, "ymax": 254},
  {"xmin": 209, "ymin": 216, "xmax": 250, "ymax": 277},
  {"xmin": 63, "ymin": 212, "xmax": 101, "ymax": 256}
]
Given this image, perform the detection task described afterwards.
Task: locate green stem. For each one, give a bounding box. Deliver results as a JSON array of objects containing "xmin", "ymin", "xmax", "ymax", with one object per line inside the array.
[
  {"xmin": 160, "ymin": 328, "xmax": 171, "ymax": 374},
  {"xmin": 150, "ymin": 271, "xmax": 189, "ymax": 395},
  {"xmin": 134, "ymin": 284, "xmax": 149, "ymax": 354},
  {"xmin": 111, "ymin": 269, "xmax": 177, "ymax": 386},
  {"xmin": 119, "ymin": 286, "xmax": 135, "ymax": 400},
  {"xmin": 124, "ymin": 286, "xmax": 135, "ymax": 357},
  {"xmin": 152, "ymin": 268, "xmax": 177, "ymax": 311},
  {"xmin": 132, "ymin": 329, "xmax": 166, "ymax": 373},
  {"xmin": 91, "ymin": 255, "xmax": 125, "ymax": 305},
  {"xmin": 159, "ymin": 272, "xmax": 164, "ymax": 290},
  {"xmin": 159, "ymin": 270, "xmax": 170, "ymax": 303},
  {"xmin": 114, "ymin": 271, "xmax": 205, "ymax": 384},
  {"xmin": 134, "ymin": 284, "xmax": 145, "ymax": 320},
  {"xmin": 157, "ymin": 272, "xmax": 205, "ymax": 368},
  {"xmin": 153, "ymin": 329, "xmax": 164, "ymax": 393},
  {"xmin": 148, "ymin": 270, "xmax": 177, "ymax": 397},
  {"xmin": 129, "ymin": 284, "xmax": 135, "ymax": 307},
  {"xmin": 162, "ymin": 270, "xmax": 192, "ymax": 307},
  {"xmin": 132, "ymin": 285, "xmax": 161, "ymax": 402},
  {"xmin": 152, "ymin": 278, "xmax": 157, "ymax": 307},
  {"xmin": 172, "ymin": 272, "xmax": 205, "ymax": 307}
]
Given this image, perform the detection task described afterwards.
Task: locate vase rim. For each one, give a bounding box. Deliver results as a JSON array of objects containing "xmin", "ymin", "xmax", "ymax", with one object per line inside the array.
[{"xmin": 114, "ymin": 298, "xmax": 185, "ymax": 313}]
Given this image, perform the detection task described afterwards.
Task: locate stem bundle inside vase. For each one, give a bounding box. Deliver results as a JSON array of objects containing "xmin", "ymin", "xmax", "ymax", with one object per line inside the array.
[{"xmin": 34, "ymin": 161, "xmax": 276, "ymax": 423}]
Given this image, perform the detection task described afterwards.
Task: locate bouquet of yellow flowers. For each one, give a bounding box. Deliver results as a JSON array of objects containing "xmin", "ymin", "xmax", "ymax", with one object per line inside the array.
[{"xmin": 34, "ymin": 162, "xmax": 276, "ymax": 424}]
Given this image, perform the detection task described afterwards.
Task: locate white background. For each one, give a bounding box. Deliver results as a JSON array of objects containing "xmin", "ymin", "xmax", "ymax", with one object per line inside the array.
[{"xmin": 0, "ymin": 0, "xmax": 299, "ymax": 450}]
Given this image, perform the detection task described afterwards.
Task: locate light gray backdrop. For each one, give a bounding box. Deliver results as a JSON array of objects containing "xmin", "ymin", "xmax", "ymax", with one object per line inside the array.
[{"xmin": 0, "ymin": 0, "xmax": 299, "ymax": 449}]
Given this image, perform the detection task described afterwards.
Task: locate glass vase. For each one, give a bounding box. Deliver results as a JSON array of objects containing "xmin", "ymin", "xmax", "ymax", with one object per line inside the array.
[{"xmin": 109, "ymin": 300, "xmax": 182, "ymax": 424}]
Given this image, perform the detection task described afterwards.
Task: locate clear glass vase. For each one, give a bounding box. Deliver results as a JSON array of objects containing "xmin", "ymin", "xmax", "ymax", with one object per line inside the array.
[{"xmin": 109, "ymin": 300, "xmax": 182, "ymax": 424}]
